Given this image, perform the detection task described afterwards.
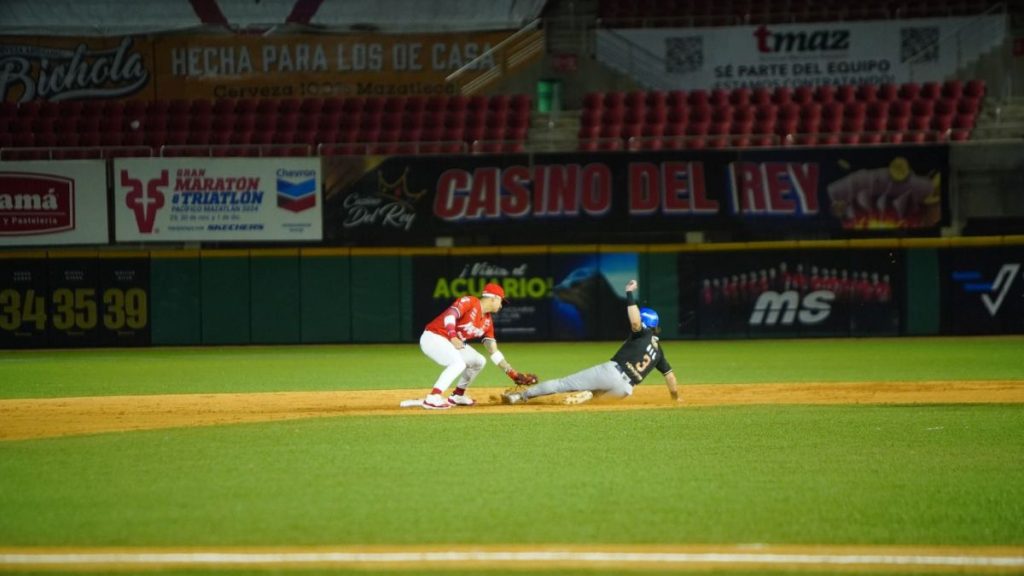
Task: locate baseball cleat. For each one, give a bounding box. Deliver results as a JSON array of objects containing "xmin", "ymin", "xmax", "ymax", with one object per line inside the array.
[
  {"xmin": 422, "ymin": 394, "xmax": 452, "ymax": 410},
  {"xmin": 563, "ymin": 390, "xmax": 594, "ymax": 405},
  {"xmin": 501, "ymin": 391, "xmax": 526, "ymax": 405},
  {"xmin": 447, "ymin": 394, "xmax": 476, "ymax": 406}
]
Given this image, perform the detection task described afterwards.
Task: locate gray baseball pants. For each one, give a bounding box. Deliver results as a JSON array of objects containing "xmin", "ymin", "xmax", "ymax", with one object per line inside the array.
[{"xmin": 522, "ymin": 361, "xmax": 634, "ymax": 400}]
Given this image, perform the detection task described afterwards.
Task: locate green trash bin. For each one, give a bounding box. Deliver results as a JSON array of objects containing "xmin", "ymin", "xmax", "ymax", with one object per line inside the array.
[{"xmin": 537, "ymin": 78, "xmax": 562, "ymax": 113}]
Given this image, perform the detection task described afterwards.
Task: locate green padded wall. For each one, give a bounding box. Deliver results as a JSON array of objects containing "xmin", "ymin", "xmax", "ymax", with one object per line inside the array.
[
  {"xmin": 642, "ymin": 252, "xmax": 681, "ymax": 339},
  {"xmin": 250, "ymin": 253, "xmax": 301, "ymax": 344},
  {"xmin": 399, "ymin": 256, "xmax": 414, "ymax": 342},
  {"xmin": 300, "ymin": 255, "xmax": 351, "ymax": 343},
  {"xmin": 150, "ymin": 255, "xmax": 201, "ymax": 346},
  {"xmin": 350, "ymin": 256, "xmax": 402, "ymax": 342},
  {"xmin": 906, "ymin": 248, "xmax": 940, "ymax": 335},
  {"xmin": 201, "ymin": 254, "xmax": 250, "ymax": 344}
]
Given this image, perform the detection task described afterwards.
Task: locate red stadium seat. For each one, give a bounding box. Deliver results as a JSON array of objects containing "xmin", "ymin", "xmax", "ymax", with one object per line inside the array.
[
  {"xmin": 964, "ymin": 79, "xmax": 986, "ymax": 100},
  {"xmin": 861, "ymin": 132, "xmax": 884, "ymax": 145},
  {"xmin": 877, "ymin": 83, "xmax": 899, "ymax": 101},
  {"xmin": 667, "ymin": 90, "xmax": 687, "ymax": 111},
  {"xmin": 919, "ymin": 82, "xmax": 942, "ymax": 100},
  {"xmin": 794, "ymin": 85, "xmax": 815, "ymax": 104},
  {"xmin": 212, "ymin": 99, "xmax": 236, "ymax": 116},
  {"xmin": 770, "ymin": 87, "xmax": 792, "ymax": 106},
  {"xmin": 835, "ymin": 84, "xmax": 856, "ymax": 103},
  {"xmin": 751, "ymin": 87, "xmax": 773, "ymax": 106},
  {"xmin": 235, "ymin": 98, "xmax": 258, "ymax": 116},
  {"xmin": 710, "ymin": 88, "xmax": 731, "ymax": 107},
  {"xmin": 898, "ymin": 83, "xmax": 921, "ymax": 101},
  {"xmin": 855, "ymin": 84, "xmax": 878, "ymax": 102},
  {"xmin": 687, "ymin": 89, "xmax": 709, "ymax": 108},
  {"xmin": 911, "ymin": 99, "xmax": 935, "ymax": 117},
  {"xmin": 813, "ymin": 85, "xmax": 835, "ymax": 104},
  {"xmin": 950, "ymin": 128, "xmax": 971, "ymax": 141},
  {"xmin": 941, "ymin": 79, "xmax": 963, "ymax": 100}
]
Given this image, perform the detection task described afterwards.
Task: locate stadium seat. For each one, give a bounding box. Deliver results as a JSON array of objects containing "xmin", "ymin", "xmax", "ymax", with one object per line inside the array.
[{"xmin": 964, "ymin": 79, "xmax": 986, "ymax": 100}]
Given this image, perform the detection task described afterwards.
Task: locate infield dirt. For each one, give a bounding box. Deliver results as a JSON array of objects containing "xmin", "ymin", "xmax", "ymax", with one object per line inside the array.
[{"xmin": 2, "ymin": 380, "xmax": 1022, "ymax": 441}]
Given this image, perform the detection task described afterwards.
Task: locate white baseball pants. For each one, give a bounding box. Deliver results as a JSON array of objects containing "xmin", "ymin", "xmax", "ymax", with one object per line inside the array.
[
  {"xmin": 522, "ymin": 361, "xmax": 634, "ymax": 400},
  {"xmin": 419, "ymin": 331, "xmax": 485, "ymax": 394}
]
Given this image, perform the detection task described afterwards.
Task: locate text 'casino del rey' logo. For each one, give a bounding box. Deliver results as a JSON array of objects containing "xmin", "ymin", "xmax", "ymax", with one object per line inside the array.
[
  {"xmin": 342, "ymin": 167, "xmax": 425, "ymax": 231},
  {"xmin": 0, "ymin": 173, "xmax": 75, "ymax": 235}
]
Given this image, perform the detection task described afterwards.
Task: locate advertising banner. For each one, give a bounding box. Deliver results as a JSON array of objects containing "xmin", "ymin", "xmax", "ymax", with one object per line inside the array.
[
  {"xmin": 680, "ymin": 249, "xmax": 901, "ymax": 338},
  {"xmin": 0, "ymin": 161, "xmax": 110, "ymax": 246},
  {"xmin": 597, "ymin": 15, "xmax": 1006, "ymax": 90},
  {"xmin": 0, "ymin": 35, "xmax": 155, "ymax": 103},
  {"xmin": 0, "ymin": 256, "xmax": 48, "ymax": 348},
  {"xmin": 551, "ymin": 252, "xmax": 638, "ymax": 341},
  {"xmin": 413, "ymin": 254, "xmax": 553, "ymax": 342},
  {"xmin": 46, "ymin": 256, "xmax": 101, "ymax": 347},
  {"xmin": 97, "ymin": 256, "xmax": 150, "ymax": 346},
  {"xmin": 323, "ymin": 146, "xmax": 947, "ymax": 245},
  {"xmin": 411, "ymin": 251, "xmax": 638, "ymax": 342},
  {"xmin": 150, "ymin": 30, "xmax": 531, "ymax": 99},
  {"xmin": 942, "ymin": 247, "xmax": 1024, "ymax": 335},
  {"xmin": 1, "ymin": 30, "xmax": 538, "ymax": 103},
  {"xmin": 113, "ymin": 157, "xmax": 322, "ymax": 242},
  {"xmin": 0, "ymin": 254, "xmax": 150, "ymax": 348}
]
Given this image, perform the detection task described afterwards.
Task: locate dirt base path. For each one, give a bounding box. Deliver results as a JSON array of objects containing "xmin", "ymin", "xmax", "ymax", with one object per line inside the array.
[{"xmin": 2, "ymin": 380, "xmax": 1022, "ymax": 441}]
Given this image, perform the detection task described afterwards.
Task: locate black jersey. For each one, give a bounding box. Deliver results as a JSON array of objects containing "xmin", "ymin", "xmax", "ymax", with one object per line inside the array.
[{"xmin": 610, "ymin": 327, "xmax": 672, "ymax": 385}]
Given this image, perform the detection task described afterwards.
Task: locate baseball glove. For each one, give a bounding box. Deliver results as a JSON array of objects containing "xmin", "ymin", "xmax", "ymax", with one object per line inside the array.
[{"xmin": 506, "ymin": 369, "xmax": 539, "ymax": 387}]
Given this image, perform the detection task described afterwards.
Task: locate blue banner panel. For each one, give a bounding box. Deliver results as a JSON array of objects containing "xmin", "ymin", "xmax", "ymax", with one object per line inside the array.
[
  {"xmin": 323, "ymin": 147, "xmax": 948, "ymax": 246},
  {"xmin": 681, "ymin": 249, "xmax": 901, "ymax": 339},
  {"xmin": 550, "ymin": 252, "xmax": 639, "ymax": 341},
  {"xmin": 942, "ymin": 247, "xmax": 1024, "ymax": 335}
]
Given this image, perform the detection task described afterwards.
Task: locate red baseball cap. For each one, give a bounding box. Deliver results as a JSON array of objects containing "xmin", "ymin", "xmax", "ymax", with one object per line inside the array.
[{"xmin": 481, "ymin": 282, "xmax": 508, "ymax": 303}]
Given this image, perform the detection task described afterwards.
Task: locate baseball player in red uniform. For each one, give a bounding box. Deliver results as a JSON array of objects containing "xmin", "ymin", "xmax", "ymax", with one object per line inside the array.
[{"xmin": 419, "ymin": 282, "xmax": 526, "ymax": 410}]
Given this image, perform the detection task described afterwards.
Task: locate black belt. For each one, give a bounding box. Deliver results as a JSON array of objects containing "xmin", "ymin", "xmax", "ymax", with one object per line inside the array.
[{"xmin": 613, "ymin": 362, "xmax": 637, "ymax": 385}]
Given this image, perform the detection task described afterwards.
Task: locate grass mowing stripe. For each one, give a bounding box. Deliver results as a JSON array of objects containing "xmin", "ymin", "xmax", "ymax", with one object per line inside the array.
[
  {"xmin": 1, "ymin": 338, "xmax": 1022, "ymax": 399},
  {"xmin": 1, "ymin": 406, "xmax": 1022, "ymax": 547}
]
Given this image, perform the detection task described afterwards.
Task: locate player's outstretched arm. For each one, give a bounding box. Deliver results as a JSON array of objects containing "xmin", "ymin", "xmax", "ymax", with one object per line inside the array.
[
  {"xmin": 625, "ymin": 279, "xmax": 642, "ymax": 332},
  {"xmin": 484, "ymin": 338, "xmax": 539, "ymax": 386},
  {"xmin": 484, "ymin": 338, "xmax": 513, "ymax": 373},
  {"xmin": 664, "ymin": 371, "xmax": 680, "ymax": 402}
]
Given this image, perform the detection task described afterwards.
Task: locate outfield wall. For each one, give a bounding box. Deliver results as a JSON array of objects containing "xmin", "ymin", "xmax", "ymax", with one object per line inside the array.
[{"xmin": 2, "ymin": 238, "xmax": 1022, "ymax": 348}]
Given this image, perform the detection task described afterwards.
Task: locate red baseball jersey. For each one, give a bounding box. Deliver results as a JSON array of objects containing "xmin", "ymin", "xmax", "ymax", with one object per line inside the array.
[{"xmin": 425, "ymin": 296, "xmax": 495, "ymax": 342}]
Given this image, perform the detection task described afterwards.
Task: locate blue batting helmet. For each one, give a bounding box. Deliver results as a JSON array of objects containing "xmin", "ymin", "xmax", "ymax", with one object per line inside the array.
[{"xmin": 639, "ymin": 307, "xmax": 660, "ymax": 329}]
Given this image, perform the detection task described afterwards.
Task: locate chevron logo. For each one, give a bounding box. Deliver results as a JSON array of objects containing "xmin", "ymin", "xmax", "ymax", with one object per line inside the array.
[
  {"xmin": 952, "ymin": 263, "xmax": 1021, "ymax": 316},
  {"xmin": 277, "ymin": 176, "xmax": 317, "ymax": 213}
]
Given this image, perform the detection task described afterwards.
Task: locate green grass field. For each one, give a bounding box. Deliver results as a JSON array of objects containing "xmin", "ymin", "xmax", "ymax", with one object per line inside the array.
[
  {"xmin": 1, "ymin": 337, "xmax": 1023, "ymax": 575},
  {"xmin": 2, "ymin": 336, "xmax": 1023, "ymax": 398}
]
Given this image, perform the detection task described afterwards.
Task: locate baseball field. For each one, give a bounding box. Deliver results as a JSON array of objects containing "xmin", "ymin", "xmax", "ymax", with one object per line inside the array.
[{"xmin": 1, "ymin": 336, "xmax": 1023, "ymax": 575}]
